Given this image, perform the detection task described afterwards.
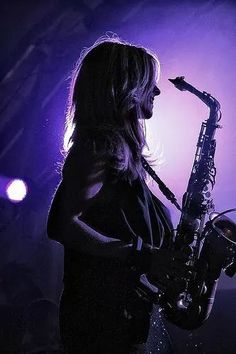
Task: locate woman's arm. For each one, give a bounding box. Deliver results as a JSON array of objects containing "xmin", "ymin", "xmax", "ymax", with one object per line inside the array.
[
  {"xmin": 66, "ymin": 211, "xmax": 133, "ymax": 260},
  {"xmin": 47, "ymin": 154, "xmax": 133, "ymax": 261}
]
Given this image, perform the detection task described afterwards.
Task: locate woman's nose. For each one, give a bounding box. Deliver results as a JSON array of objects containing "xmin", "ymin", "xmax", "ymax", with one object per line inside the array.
[{"xmin": 153, "ymin": 86, "xmax": 161, "ymax": 96}]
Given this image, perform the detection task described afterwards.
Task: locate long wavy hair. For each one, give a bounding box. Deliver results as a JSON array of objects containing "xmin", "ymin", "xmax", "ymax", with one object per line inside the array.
[{"xmin": 64, "ymin": 35, "xmax": 160, "ymax": 181}]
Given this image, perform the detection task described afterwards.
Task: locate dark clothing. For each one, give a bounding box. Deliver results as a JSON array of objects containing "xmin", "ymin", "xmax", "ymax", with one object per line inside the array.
[{"xmin": 48, "ymin": 148, "xmax": 173, "ymax": 353}]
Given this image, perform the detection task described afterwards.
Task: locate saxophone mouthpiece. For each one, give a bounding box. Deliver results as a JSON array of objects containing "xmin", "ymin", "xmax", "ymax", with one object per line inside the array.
[{"xmin": 169, "ymin": 77, "xmax": 186, "ymax": 91}]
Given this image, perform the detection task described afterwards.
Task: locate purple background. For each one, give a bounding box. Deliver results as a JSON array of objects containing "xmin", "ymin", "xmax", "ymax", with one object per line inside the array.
[{"xmin": 0, "ymin": 1, "xmax": 235, "ymax": 352}]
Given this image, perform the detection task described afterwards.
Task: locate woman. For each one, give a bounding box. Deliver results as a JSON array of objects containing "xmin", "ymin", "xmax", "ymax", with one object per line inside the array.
[{"xmin": 47, "ymin": 36, "xmax": 188, "ymax": 353}]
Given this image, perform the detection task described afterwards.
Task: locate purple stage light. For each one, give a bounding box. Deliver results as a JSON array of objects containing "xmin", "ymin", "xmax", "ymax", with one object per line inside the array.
[{"xmin": 6, "ymin": 179, "xmax": 28, "ymax": 202}]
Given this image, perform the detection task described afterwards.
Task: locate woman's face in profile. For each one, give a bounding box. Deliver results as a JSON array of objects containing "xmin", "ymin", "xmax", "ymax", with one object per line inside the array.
[{"xmin": 141, "ymin": 79, "xmax": 160, "ymax": 119}]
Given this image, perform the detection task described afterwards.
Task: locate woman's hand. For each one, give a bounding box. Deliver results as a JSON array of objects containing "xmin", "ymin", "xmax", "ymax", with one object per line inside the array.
[{"xmin": 148, "ymin": 248, "xmax": 190, "ymax": 294}]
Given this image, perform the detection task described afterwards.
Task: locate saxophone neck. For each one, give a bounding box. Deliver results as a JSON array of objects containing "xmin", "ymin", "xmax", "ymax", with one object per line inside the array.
[{"xmin": 169, "ymin": 76, "xmax": 220, "ymax": 111}]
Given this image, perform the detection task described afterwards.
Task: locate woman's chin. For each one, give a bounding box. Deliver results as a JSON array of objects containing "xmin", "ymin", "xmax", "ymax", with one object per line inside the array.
[{"xmin": 142, "ymin": 110, "xmax": 153, "ymax": 120}]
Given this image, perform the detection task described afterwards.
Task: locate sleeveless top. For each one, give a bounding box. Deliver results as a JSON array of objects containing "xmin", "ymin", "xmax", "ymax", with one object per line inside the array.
[{"xmin": 61, "ymin": 148, "xmax": 174, "ymax": 310}]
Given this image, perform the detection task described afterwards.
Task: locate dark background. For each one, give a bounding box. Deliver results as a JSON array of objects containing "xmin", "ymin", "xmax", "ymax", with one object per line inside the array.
[{"xmin": 0, "ymin": 0, "xmax": 235, "ymax": 353}]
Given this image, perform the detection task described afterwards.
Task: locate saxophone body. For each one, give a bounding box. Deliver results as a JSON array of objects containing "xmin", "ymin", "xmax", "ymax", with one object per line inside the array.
[{"xmin": 159, "ymin": 77, "xmax": 236, "ymax": 329}]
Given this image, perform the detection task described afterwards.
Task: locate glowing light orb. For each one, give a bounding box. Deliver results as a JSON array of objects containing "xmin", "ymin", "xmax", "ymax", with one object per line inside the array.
[{"xmin": 6, "ymin": 179, "xmax": 28, "ymax": 202}]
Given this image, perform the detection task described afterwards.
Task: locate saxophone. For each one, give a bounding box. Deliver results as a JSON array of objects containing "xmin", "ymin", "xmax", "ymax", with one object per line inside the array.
[{"xmin": 142, "ymin": 77, "xmax": 236, "ymax": 329}]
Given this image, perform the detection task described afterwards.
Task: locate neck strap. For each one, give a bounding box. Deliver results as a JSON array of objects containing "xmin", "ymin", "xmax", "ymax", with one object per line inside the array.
[{"xmin": 141, "ymin": 157, "xmax": 182, "ymax": 212}]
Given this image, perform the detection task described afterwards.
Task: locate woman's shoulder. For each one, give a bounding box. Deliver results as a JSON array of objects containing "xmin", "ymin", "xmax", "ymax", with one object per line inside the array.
[{"xmin": 62, "ymin": 142, "xmax": 106, "ymax": 181}]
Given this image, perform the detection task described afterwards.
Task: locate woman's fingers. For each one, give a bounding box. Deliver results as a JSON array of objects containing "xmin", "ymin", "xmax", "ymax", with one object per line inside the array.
[
  {"xmin": 151, "ymin": 249, "xmax": 189, "ymax": 266},
  {"xmin": 151, "ymin": 254, "xmax": 190, "ymax": 274},
  {"xmin": 150, "ymin": 273, "xmax": 187, "ymax": 294},
  {"xmin": 147, "ymin": 248, "xmax": 193, "ymax": 296}
]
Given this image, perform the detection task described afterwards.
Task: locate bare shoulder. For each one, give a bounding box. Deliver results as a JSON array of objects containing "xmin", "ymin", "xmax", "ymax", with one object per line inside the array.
[
  {"xmin": 61, "ymin": 146, "xmax": 106, "ymax": 211},
  {"xmin": 47, "ymin": 146, "xmax": 107, "ymax": 240}
]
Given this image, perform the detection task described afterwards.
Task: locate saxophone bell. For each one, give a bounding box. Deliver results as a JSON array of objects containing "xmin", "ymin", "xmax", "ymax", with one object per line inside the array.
[
  {"xmin": 210, "ymin": 208, "xmax": 236, "ymax": 245},
  {"xmin": 200, "ymin": 209, "xmax": 236, "ymax": 280}
]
